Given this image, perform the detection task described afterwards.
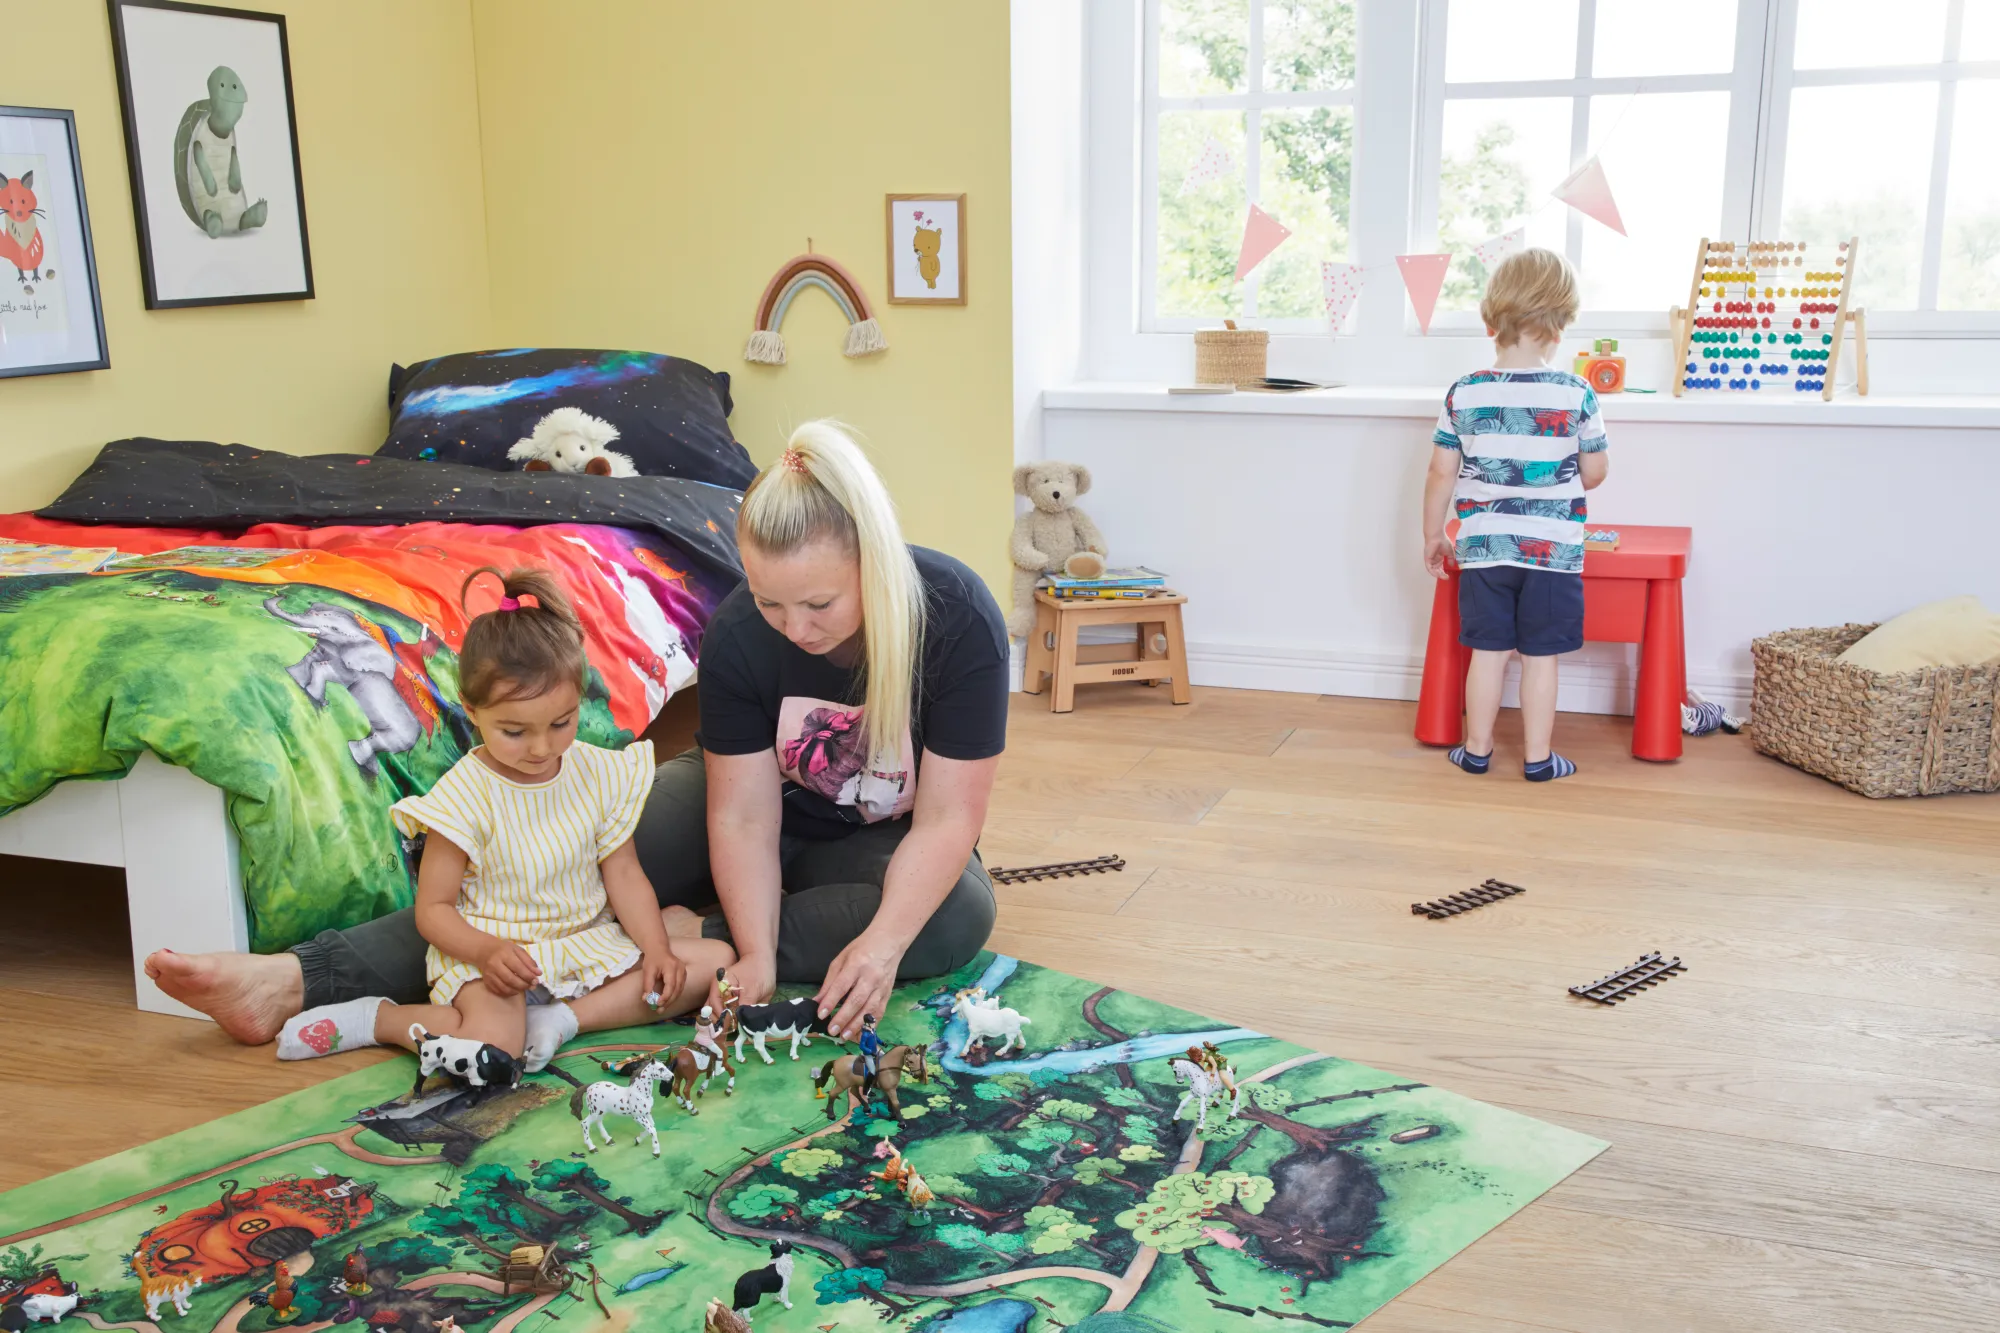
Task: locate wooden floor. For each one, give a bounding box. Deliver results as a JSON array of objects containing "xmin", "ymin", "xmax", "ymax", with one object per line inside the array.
[{"xmin": 5, "ymin": 685, "xmax": 1998, "ymax": 1329}]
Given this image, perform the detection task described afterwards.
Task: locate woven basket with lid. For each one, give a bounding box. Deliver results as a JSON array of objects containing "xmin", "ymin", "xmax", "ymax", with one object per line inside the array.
[
  {"xmin": 1194, "ymin": 324, "xmax": 1269, "ymax": 386},
  {"xmin": 1750, "ymin": 623, "xmax": 2000, "ymax": 798}
]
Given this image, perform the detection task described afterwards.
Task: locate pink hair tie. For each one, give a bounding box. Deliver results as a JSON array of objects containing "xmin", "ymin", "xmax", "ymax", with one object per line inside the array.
[
  {"xmin": 498, "ymin": 593, "xmax": 540, "ymax": 612},
  {"xmin": 780, "ymin": 447, "xmax": 809, "ymax": 476}
]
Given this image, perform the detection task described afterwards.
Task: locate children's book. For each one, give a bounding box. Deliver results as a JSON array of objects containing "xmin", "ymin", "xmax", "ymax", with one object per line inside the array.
[
  {"xmin": 0, "ymin": 541, "xmax": 121, "ymax": 576},
  {"xmin": 1049, "ymin": 586, "xmax": 1172, "ymax": 600},
  {"xmin": 1043, "ymin": 566, "xmax": 1168, "ymax": 590},
  {"xmin": 1584, "ymin": 529, "xmax": 1620, "ymax": 551},
  {"xmin": 104, "ymin": 546, "xmax": 305, "ymax": 571}
]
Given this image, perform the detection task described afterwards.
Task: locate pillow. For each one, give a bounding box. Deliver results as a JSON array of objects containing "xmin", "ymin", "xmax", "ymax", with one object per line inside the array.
[
  {"xmin": 1837, "ymin": 595, "xmax": 2000, "ymax": 673},
  {"xmin": 377, "ymin": 348, "xmax": 758, "ymax": 488}
]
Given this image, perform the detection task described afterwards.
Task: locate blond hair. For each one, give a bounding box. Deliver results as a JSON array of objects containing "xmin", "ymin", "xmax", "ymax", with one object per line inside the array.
[
  {"xmin": 738, "ymin": 420, "xmax": 924, "ymax": 764},
  {"xmin": 1480, "ymin": 247, "xmax": 1580, "ymax": 348},
  {"xmin": 457, "ymin": 567, "xmax": 586, "ymax": 708}
]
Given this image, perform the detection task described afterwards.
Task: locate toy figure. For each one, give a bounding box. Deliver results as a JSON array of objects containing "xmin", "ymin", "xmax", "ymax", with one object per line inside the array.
[
  {"xmin": 856, "ymin": 1015, "xmax": 883, "ymax": 1089},
  {"xmin": 267, "ymin": 1260, "xmax": 297, "ymax": 1321},
  {"xmin": 732, "ymin": 996, "xmax": 834, "ymax": 1064},
  {"xmin": 140, "ymin": 1277, "xmax": 201, "ymax": 1323},
  {"xmin": 408, "ymin": 1025, "xmax": 520, "ymax": 1100},
  {"xmin": 729, "ymin": 1241, "xmax": 794, "ymax": 1322},
  {"xmin": 693, "ymin": 1006, "xmax": 730, "ymax": 1068},
  {"xmin": 343, "ymin": 1248, "xmax": 371, "ymax": 1296},
  {"xmin": 870, "ymin": 1141, "xmax": 935, "ymax": 1209},
  {"xmin": 950, "ymin": 991, "xmax": 1031, "ymax": 1059},
  {"xmin": 702, "ymin": 1301, "xmax": 751, "ymax": 1333},
  {"xmin": 1197, "ymin": 1041, "xmax": 1240, "ymax": 1100},
  {"xmin": 570, "ymin": 1055, "xmax": 673, "ymax": 1156}
]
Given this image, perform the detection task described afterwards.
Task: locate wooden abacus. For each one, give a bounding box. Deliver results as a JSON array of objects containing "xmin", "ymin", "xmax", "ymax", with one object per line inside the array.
[{"xmin": 1668, "ymin": 236, "xmax": 1869, "ymax": 400}]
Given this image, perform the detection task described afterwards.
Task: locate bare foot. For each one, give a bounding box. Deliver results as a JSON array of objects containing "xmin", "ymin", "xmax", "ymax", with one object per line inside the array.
[
  {"xmin": 660, "ymin": 905, "xmax": 706, "ymax": 940},
  {"xmin": 143, "ymin": 949, "xmax": 304, "ymax": 1045}
]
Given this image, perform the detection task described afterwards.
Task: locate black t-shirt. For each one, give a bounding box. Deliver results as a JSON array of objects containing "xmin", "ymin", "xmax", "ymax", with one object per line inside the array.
[{"xmin": 695, "ymin": 546, "xmax": 1010, "ymax": 839}]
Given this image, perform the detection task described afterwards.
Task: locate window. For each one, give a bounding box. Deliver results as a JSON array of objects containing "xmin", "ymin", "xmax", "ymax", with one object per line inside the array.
[
  {"xmin": 1418, "ymin": 0, "xmax": 2000, "ymax": 326},
  {"xmin": 1143, "ymin": 0, "xmax": 1358, "ymax": 329}
]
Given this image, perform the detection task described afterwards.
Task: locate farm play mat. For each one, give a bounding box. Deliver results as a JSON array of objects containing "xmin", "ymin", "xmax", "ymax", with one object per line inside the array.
[{"xmin": 0, "ymin": 956, "xmax": 1605, "ymax": 1331}]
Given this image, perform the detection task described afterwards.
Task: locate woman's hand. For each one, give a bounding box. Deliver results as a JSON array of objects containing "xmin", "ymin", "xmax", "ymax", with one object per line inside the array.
[
  {"xmin": 712, "ymin": 953, "xmax": 777, "ymax": 1015},
  {"xmin": 642, "ymin": 948, "xmax": 686, "ymax": 1013},
  {"xmin": 479, "ymin": 941, "xmax": 542, "ymax": 997},
  {"xmin": 816, "ymin": 932, "xmax": 905, "ymax": 1042}
]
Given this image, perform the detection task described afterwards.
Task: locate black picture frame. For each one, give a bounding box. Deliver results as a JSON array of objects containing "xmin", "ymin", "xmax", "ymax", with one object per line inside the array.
[
  {"xmin": 0, "ymin": 105, "xmax": 111, "ymax": 379},
  {"xmin": 105, "ymin": 0, "xmax": 314, "ymax": 309}
]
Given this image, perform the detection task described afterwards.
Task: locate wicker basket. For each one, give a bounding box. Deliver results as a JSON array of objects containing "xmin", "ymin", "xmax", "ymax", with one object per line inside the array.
[
  {"xmin": 1194, "ymin": 327, "xmax": 1269, "ymax": 385},
  {"xmin": 1750, "ymin": 623, "xmax": 2000, "ymax": 798}
]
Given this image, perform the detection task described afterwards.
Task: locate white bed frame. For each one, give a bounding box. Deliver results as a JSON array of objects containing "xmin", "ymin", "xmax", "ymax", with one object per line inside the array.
[{"xmin": 0, "ymin": 753, "xmax": 245, "ymax": 1019}]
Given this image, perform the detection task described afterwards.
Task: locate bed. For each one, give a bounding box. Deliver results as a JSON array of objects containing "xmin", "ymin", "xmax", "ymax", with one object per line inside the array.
[{"xmin": 0, "ymin": 439, "xmax": 744, "ymax": 1016}]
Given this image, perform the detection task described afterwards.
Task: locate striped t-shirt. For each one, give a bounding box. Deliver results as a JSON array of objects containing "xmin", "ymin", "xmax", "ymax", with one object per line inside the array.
[{"xmin": 1433, "ymin": 368, "xmax": 1608, "ymax": 574}]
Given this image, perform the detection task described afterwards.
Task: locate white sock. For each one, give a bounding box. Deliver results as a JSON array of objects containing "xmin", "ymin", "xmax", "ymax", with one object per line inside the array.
[
  {"xmin": 523, "ymin": 1002, "xmax": 579, "ymax": 1073},
  {"xmin": 277, "ymin": 997, "xmax": 385, "ymax": 1060}
]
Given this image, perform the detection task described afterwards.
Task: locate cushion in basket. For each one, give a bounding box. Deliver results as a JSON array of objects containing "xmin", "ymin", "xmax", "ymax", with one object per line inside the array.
[
  {"xmin": 378, "ymin": 348, "xmax": 757, "ymax": 489},
  {"xmin": 1836, "ymin": 595, "xmax": 2000, "ymax": 673}
]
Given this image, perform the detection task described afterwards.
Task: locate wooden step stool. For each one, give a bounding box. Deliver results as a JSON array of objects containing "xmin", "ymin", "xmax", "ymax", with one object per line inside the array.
[{"xmin": 1021, "ymin": 590, "xmax": 1191, "ymax": 712}]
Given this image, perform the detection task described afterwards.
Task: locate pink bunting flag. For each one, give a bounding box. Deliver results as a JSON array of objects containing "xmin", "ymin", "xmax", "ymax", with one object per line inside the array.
[
  {"xmin": 1396, "ymin": 253, "xmax": 1452, "ymax": 334},
  {"xmin": 1473, "ymin": 227, "xmax": 1526, "ymax": 268},
  {"xmin": 1179, "ymin": 136, "xmax": 1237, "ymax": 196},
  {"xmin": 1234, "ymin": 205, "xmax": 1293, "ymax": 282},
  {"xmin": 1321, "ymin": 261, "xmax": 1366, "ymax": 332},
  {"xmin": 1551, "ymin": 156, "xmax": 1626, "ymax": 235}
]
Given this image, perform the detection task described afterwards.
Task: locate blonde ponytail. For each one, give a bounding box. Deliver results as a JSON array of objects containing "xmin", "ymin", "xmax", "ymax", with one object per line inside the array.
[{"xmin": 738, "ymin": 420, "xmax": 925, "ymax": 764}]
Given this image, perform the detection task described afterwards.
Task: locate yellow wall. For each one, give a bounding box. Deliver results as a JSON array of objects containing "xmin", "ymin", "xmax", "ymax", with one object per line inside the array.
[
  {"xmin": 0, "ymin": 0, "xmax": 492, "ymax": 513},
  {"xmin": 469, "ymin": 0, "xmax": 1015, "ymax": 591}
]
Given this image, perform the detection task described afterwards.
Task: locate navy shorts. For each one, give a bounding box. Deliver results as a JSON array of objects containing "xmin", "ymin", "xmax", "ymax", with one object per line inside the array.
[{"xmin": 1458, "ymin": 565, "xmax": 1584, "ymax": 656}]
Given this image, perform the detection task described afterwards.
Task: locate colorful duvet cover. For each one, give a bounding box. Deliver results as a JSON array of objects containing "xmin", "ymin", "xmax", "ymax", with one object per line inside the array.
[{"xmin": 0, "ymin": 442, "xmax": 742, "ymax": 951}]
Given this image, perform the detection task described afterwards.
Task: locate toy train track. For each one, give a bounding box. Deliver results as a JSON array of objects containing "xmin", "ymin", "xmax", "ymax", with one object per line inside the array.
[
  {"xmin": 1411, "ymin": 879, "xmax": 1525, "ymax": 919},
  {"xmin": 988, "ymin": 855, "xmax": 1126, "ymax": 884},
  {"xmin": 1569, "ymin": 952, "xmax": 1686, "ymax": 1004}
]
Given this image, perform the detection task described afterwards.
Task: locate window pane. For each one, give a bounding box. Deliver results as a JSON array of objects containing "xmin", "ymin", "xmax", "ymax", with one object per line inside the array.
[
  {"xmin": 1436, "ymin": 98, "xmax": 1572, "ymax": 312},
  {"xmin": 1593, "ymin": 0, "xmax": 1736, "ymax": 77},
  {"xmin": 1257, "ymin": 107, "xmax": 1355, "ymax": 317},
  {"xmin": 1780, "ymin": 83, "xmax": 1937, "ymax": 310},
  {"xmin": 1160, "ymin": 0, "xmax": 1248, "ymax": 97},
  {"xmin": 1263, "ymin": 0, "xmax": 1356, "ymax": 92},
  {"xmin": 1792, "ymin": 0, "xmax": 1948, "ymax": 68},
  {"xmin": 1940, "ymin": 81, "xmax": 2000, "ymax": 310},
  {"xmin": 1445, "ymin": 0, "xmax": 1579, "ymax": 83},
  {"xmin": 1962, "ymin": 1, "xmax": 2000, "ymax": 60},
  {"xmin": 1578, "ymin": 93, "xmax": 1728, "ymax": 309},
  {"xmin": 1157, "ymin": 111, "xmax": 1248, "ymax": 317}
]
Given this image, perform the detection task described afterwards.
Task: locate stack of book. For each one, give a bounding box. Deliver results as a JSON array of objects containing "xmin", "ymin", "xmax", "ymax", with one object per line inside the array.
[
  {"xmin": 0, "ymin": 540, "xmax": 122, "ymax": 576},
  {"xmin": 1041, "ymin": 566, "xmax": 1172, "ymax": 601}
]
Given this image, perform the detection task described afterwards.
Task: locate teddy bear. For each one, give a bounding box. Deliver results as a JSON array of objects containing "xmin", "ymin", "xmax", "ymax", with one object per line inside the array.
[
  {"xmin": 1008, "ymin": 460, "xmax": 1108, "ymax": 637},
  {"xmin": 506, "ymin": 406, "xmax": 637, "ymax": 478}
]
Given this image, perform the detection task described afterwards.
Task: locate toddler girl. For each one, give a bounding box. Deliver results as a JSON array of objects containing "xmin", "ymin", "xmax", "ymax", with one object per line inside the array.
[{"xmin": 275, "ymin": 567, "xmax": 731, "ymax": 1070}]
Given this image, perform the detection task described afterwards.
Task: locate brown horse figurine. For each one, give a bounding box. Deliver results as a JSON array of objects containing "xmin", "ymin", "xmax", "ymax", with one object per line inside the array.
[
  {"xmin": 607, "ymin": 1042, "xmax": 735, "ymax": 1116},
  {"xmin": 811, "ymin": 1044, "xmax": 928, "ymax": 1121}
]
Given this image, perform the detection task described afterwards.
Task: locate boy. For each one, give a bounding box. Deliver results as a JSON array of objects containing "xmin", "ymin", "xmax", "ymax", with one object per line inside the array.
[{"xmin": 1422, "ymin": 248, "xmax": 1609, "ymax": 781}]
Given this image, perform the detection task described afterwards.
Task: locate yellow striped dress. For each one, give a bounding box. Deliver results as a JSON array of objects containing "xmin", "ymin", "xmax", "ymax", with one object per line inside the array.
[{"xmin": 391, "ymin": 740, "xmax": 656, "ymax": 1005}]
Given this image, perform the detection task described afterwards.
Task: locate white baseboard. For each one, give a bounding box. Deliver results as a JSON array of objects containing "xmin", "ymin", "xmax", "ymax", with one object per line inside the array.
[{"xmin": 1010, "ymin": 633, "xmax": 1750, "ymax": 718}]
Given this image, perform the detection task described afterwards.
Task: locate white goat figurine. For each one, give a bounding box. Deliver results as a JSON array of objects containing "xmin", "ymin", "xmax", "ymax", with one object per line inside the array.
[
  {"xmin": 951, "ymin": 989, "xmax": 1030, "ymax": 1059},
  {"xmin": 569, "ymin": 1056, "xmax": 672, "ymax": 1156}
]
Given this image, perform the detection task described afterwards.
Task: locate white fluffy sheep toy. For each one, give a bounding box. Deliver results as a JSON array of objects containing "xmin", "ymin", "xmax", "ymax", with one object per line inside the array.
[{"xmin": 506, "ymin": 407, "xmax": 638, "ymax": 478}]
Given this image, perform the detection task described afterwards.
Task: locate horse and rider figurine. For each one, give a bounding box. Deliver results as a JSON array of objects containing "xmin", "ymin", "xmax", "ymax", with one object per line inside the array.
[
  {"xmin": 1169, "ymin": 1041, "xmax": 1243, "ymax": 1133},
  {"xmin": 812, "ymin": 1014, "xmax": 930, "ymax": 1122}
]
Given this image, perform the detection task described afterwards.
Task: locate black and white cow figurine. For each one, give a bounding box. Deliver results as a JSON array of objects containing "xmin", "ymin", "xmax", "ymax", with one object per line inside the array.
[
  {"xmin": 732, "ymin": 997, "xmax": 834, "ymax": 1065},
  {"xmin": 409, "ymin": 1024, "xmax": 521, "ymax": 1098},
  {"xmin": 730, "ymin": 1240, "xmax": 793, "ymax": 1320}
]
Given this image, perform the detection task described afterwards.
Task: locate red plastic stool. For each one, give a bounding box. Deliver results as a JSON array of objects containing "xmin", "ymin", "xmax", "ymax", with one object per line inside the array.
[{"xmin": 1414, "ymin": 526, "xmax": 1692, "ymax": 762}]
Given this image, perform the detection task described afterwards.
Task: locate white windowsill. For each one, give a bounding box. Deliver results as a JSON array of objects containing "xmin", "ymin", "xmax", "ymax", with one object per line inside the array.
[{"xmin": 1044, "ymin": 382, "xmax": 2000, "ymax": 429}]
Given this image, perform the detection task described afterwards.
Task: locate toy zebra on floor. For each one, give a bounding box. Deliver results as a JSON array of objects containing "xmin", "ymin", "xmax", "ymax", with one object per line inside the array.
[{"xmin": 570, "ymin": 1056, "xmax": 672, "ymax": 1156}]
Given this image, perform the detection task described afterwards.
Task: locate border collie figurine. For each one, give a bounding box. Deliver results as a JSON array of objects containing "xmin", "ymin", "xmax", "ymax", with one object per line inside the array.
[
  {"xmin": 730, "ymin": 1241, "xmax": 794, "ymax": 1321},
  {"xmin": 732, "ymin": 997, "xmax": 834, "ymax": 1064},
  {"xmin": 409, "ymin": 1024, "xmax": 520, "ymax": 1100}
]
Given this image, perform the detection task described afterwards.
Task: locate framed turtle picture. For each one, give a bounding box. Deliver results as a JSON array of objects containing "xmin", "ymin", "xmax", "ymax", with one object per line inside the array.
[
  {"xmin": 0, "ymin": 106, "xmax": 111, "ymax": 378},
  {"xmin": 106, "ymin": 0, "xmax": 313, "ymax": 308}
]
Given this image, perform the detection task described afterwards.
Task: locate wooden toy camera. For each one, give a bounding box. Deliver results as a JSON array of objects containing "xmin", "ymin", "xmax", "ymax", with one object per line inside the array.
[{"xmin": 1573, "ymin": 338, "xmax": 1625, "ymax": 393}]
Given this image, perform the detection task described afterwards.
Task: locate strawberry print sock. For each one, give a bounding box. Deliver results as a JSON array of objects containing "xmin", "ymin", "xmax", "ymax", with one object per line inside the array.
[{"xmin": 278, "ymin": 996, "xmax": 386, "ymax": 1060}]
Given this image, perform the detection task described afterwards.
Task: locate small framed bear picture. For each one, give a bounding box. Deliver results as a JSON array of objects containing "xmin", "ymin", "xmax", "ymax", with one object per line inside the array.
[
  {"xmin": 885, "ymin": 193, "xmax": 966, "ymax": 305},
  {"xmin": 107, "ymin": 0, "xmax": 314, "ymax": 309}
]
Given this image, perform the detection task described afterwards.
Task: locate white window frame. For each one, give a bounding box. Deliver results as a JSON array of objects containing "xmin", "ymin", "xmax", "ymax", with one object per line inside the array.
[{"xmin": 1139, "ymin": 0, "xmax": 1360, "ymax": 332}]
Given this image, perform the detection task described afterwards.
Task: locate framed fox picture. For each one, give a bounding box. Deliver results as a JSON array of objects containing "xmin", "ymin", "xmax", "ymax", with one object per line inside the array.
[
  {"xmin": 886, "ymin": 193, "xmax": 966, "ymax": 305},
  {"xmin": 0, "ymin": 106, "xmax": 110, "ymax": 378},
  {"xmin": 106, "ymin": 0, "xmax": 314, "ymax": 308}
]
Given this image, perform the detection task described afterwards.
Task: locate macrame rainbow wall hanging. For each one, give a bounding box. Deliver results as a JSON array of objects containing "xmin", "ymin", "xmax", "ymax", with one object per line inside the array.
[{"xmin": 744, "ymin": 250, "xmax": 887, "ymax": 366}]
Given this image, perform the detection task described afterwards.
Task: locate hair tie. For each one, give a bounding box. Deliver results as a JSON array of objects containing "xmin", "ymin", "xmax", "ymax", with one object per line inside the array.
[
  {"xmin": 498, "ymin": 593, "xmax": 540, "ymax": 612},
  {"xmin": 780, "ymin": 447, "xmax": 809, "ymax": 476}
]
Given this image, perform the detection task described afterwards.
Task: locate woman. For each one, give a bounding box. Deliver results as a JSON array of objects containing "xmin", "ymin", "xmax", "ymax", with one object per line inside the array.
[{"xmin": 148, "ymin": 421, "xmax": 1008, "ymax": 1055}]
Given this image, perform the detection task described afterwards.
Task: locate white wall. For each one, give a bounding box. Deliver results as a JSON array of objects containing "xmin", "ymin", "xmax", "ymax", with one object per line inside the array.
[
  {"xmin": 1011, "ymin": 0, "xmax": 1086, "ymax": 467},
  {"xmin": 1043, "ymin": 398, "xmax": 2000, "ymax": 717}
]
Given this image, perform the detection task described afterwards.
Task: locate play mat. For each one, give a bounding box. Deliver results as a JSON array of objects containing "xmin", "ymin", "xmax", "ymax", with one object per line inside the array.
[{"xmin": 0, "ymin": 955, "xmax": 1605, "ymax": 1331}]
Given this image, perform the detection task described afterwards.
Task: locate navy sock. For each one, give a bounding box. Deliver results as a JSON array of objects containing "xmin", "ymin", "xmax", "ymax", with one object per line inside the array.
[
  {"xmin": 1449, "ymin": 745, "xmax": 1491, "ymax": 774},
  {"xmin": 1524, "ymin": 753, "xmax": 1576, "ymax": 782}
]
